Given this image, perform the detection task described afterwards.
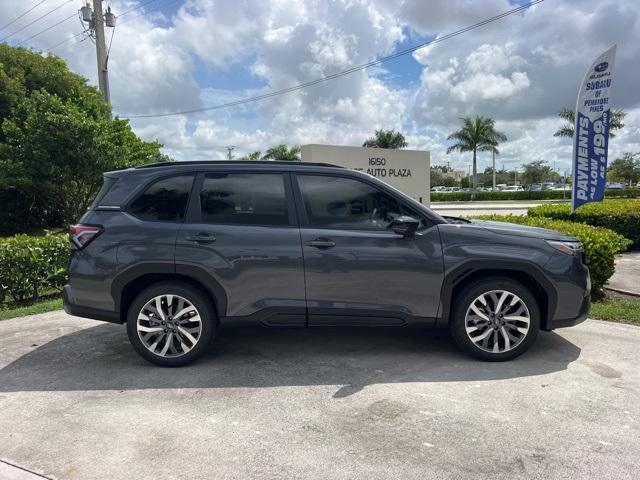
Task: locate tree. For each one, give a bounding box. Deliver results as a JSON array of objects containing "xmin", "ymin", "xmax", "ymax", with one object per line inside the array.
[
  {"xmin": 554, "ymin": 108, "xmax": 626, "ymax": 139},
  {"xmin": 446, "ymin": 116, "xmax": 507, "ymax": 191},
  {"xmin": 362, "ymin": 129, "xmax": 408, "ymax": 149},
  {"xmin": 0, "ymin": 45, "xmax": 167, "ymax": 234},
  {"xmin": 521, "ymin": 160, "xmax": 559, "ymax": 185},
  {"xmin": 430, "ymin": 167, "xmax": 456, "ymax": 187},
  {"xmin": 262, "ymin": 144, "xmax": 301, "ymax": 161},
  {"xmin": 241, "ymin": 151, "xmax": 262, "ymax": 160},
  {"xmin": 482, "ymin": 166, "xmax": 511, "ymax": 187},
  {"xmin": 608, "ymin": 153, "xmax": 640, "ymax": 186}
]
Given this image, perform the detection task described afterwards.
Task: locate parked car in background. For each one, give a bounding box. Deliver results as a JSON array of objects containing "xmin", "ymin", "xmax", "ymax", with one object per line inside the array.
[
  {"xmin": 549, "ymin": 185, "xmax": 571, "ymax": 191},
  {"xmin": 606, "ymin": 182, "xmax": 625, "ymax": 190},
  {"xmin": 528, "ymin": 184, "xmax": 543, "ymax": 192},
  {"xmin": 431, "ymin": 186, "xmax": 446, "ymax": 192},
  {"xmin": 502, "ymin": 185, "xmax": 524, "ymax": 192},
  {"xmin": 65, "ymin": 161, "xmax": 591, "ymax": 366}
]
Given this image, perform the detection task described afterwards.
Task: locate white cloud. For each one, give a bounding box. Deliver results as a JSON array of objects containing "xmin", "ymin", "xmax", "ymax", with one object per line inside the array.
[{"xmin": 0, "ymin": 0, "xmax": 638, "ymax": 173}]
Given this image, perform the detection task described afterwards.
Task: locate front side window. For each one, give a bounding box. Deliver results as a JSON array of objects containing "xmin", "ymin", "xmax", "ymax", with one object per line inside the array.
[
  {"xmin": 297, "ymin": 175, "xmax": 403, "ymax": 230},
  {"xmin": 129, "ymin": 175, "xmax": 194, "ymax": 222},
  {"xmin": 200, "ymin": 173, "xmax": 289, "ymax": 226}
]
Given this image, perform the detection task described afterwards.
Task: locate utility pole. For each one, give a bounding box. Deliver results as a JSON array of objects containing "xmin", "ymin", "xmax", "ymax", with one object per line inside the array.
[
  {"xmin": 492, "ymin": 149, "xmax": 496, "ymax": 191},
  {"xmin": 226, "ymin": 146, "xmax": 236, "ymax": 160},
  {"xmin": 93, "ymin": 0, "xmax": 109, "ymax": 104},
  {"xmin": 80, "ymin": 1, "xmax": 116, "ymax": 105}
]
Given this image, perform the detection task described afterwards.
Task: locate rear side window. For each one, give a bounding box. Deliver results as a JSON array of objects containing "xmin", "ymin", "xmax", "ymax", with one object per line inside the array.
[
  {"xmin": 200, "ymin": 173, "xmax": 288, "ymax": 226},
  {"xmin": 129, "ymin": 175, "xmax": 194, "ymax": 222}
]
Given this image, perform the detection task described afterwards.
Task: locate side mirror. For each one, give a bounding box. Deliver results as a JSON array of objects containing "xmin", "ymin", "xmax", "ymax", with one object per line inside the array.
[{"xmin": 389, "ymin": 215, "xmax": 420, "ymax": 237}]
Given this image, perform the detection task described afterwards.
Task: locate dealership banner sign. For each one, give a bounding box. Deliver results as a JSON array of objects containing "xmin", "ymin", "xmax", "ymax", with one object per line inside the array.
[{"xmin": 572, "ymin": 45, "xmax": 617, "ymax": 212}]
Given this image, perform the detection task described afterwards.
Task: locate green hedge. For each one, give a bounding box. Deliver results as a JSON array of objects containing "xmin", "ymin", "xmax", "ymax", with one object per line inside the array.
[
  {"xmin": 0, "ymin": 234, "xmax": 69, "ymax": 304},
  {"xmin": 528, "ymin": 199, "xmax": 640, "ymax": 247},
  {"xmin": 431, "ymin": 189, "xmax": 638, "ymax": 202},
  {"xmin": 470, "ymin": 215, "xmax": 631, "ymax": 290}
]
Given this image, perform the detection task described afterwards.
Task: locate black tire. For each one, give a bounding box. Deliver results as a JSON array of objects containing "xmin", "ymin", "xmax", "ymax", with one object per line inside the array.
[
  {"xmin": 126, "ymin": 281, "xmax": 216, "ymax": 367},
  {"xmin": 449, "ymin": 277, "xmax": 540, "ymax": 361}
]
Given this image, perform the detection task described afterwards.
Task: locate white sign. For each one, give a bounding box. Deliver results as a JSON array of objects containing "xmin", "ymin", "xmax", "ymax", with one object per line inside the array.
[{"xmin": 301, "ymin": 144, "xmax": 430, "ymax": 205}]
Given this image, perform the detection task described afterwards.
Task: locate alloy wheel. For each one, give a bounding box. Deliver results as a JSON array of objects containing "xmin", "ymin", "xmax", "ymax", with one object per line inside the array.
[
  {"xmin": 464, "ymin": 289, "xmax": 530, "ymax": 353},
  {"xmin": 136, "ymin": 294, "xmax": 202, "ymax": 358}
]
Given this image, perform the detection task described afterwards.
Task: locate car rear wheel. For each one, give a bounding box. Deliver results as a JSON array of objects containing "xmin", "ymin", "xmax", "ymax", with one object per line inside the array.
[
  {"xmin": 450, "ymin": 277, "xmax": 540, "ymax": 361},
  {"xmin": 126, "ymin": 282, "xmax": 215, "ymax": 366}
]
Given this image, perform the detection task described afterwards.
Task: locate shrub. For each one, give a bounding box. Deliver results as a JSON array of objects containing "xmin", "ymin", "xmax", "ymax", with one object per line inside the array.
[
  {"xmin": 430, "ymin": 189, "xmax": 638, "ymax": 202},
  {"xmin": 0, "ymin": 234, "xmax": 69, "ymax": 304},
  {"xmin": 470, "ymin": 214, "xmax": 631, "ymax": 290},
  {"xmin": 528, "ymin": 199, "xmax": 640, "ymax": 247}
]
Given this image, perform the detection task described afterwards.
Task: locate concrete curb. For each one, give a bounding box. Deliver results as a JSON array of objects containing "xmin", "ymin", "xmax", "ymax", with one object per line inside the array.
[{"xmin": 603, "ymin": 286, "xmax": 640, "ymax": 298}]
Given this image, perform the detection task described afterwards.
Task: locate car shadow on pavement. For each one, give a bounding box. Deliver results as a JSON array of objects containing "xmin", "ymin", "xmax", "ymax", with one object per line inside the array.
[{"xmin": 0, "ymin": 324, "xmax": 581, "ymax": 397}]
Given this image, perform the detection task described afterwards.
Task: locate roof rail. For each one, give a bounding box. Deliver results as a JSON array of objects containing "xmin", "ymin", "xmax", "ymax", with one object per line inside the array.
[{"xmin": 136, "ymin": 160, "xmax": 344, "ymax": 169}]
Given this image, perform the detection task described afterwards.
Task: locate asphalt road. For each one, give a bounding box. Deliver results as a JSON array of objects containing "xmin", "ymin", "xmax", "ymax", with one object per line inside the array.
[
  {"xmin": 431, "ymin": 201, "xmax": 547, "ymax": 217},
  {"xmin": 1, "ymin": 311, "xmax": 638, "ymax": 480}
]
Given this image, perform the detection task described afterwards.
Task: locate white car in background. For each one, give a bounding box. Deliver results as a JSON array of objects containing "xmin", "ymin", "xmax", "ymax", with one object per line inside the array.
[{"xmin": 502, "ymin": 185, "xmax": 524, "ymax": 192}]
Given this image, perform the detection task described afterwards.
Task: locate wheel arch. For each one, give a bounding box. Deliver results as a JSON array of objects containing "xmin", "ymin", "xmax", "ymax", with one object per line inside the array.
[
  {"xmin": 439, "ymin": 261, "xmax": 556, "ymax": 330},
  {"xmin": 112, "ymin": 263, "xmax": 227, "ymax": 323}
]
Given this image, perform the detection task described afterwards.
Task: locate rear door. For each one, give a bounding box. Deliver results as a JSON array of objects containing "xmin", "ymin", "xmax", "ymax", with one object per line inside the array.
[
  {"xmin": 175, "ymin": 170, "xmax": 306, "ymax": 326},
  {"xmin": 293, "ymin": 173, "xmax": 443, "ymax": 326}
]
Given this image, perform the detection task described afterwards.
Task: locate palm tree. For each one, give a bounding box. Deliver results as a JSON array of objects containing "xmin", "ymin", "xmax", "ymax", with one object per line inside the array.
[
  {"xmin": 362, "ymin": 129, "xmax": 408, "ymax": 149},
  {"xmin": 262, "ymin": 144, "xmax": 301, "ymax": 161},
  {"xmin": 447, "ymin": 116, "xmax": 507, "ymax": 192},
  {"xmin": 241, "ymin": 151, "xmax": 262, "ymax": 161},
  {"xmin": 554, "ymin": 108, "xmax": 626, "ymax": 138}
]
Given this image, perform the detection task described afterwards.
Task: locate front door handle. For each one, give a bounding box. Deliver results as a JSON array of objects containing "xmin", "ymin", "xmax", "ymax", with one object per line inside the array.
[
  {"xmin": 186, "ymin": 233, "xmax": 216, "ymax": 244},
  {"xmin": 305, "ymin": 237, "xmax": 336, "ymax": 249}
]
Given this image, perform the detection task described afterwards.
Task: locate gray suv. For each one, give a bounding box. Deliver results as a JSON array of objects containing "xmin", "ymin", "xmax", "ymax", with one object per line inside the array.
[{"xmin": 64, "ymin": 161, "xmax": 590, "ymax": 366}]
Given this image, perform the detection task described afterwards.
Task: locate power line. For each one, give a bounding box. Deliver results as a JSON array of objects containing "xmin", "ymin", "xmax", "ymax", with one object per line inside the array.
[
  {"xmin": 47, "ymin": 30, "xmax": 85, "ymax": 51},
  {"xmin": 47, "ymin": 0, "xmax": 175, "ymax": 53},
  {"xmin": 0, "ymin": 0, "xmax": 48, "ymax": 33},
  {"xmin": 117, "ymin": 0, "xmax": 182, "ymax": 27},
  {"xmin": 124, "ymin": 0, "xmax": 544, "ymax": 119},
  {"xmin": 0, "ymin": 0, "xmax": 73, "ymax": 43},
  {"xmin": 120, "ymin": 0, "xmax": 161, "ymax": 17},
  {"xmin": 14, "ymin": 12, "xmax": 76, "ymax": 46}
]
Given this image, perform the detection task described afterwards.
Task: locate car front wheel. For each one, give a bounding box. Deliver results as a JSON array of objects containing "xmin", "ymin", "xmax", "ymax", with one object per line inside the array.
[{"xmin": 450, "ymin": 277, "xmax": 540, "ymax": 361}]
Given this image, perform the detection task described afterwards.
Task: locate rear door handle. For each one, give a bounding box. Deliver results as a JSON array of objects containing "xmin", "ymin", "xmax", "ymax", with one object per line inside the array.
[
  {"xmin": 305, "ymin": 237, "xmax": 336, "ymax": 249},
  {"xmin": 186, "ymin": 233, "xmax": 216, "ymax": 243}
]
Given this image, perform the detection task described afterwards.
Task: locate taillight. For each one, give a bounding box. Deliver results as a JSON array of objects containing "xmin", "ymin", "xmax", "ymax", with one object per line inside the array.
[{"xmin": 69, "ymin": 224, "xmax": 103, "ymax": 249}]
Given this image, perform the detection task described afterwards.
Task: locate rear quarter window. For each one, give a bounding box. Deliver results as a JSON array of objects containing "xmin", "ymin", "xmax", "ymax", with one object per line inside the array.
[
  {"xmin": 129, "ymin": 175, "xmax": 194, "ymax": 222},
  {"xmin": 88, "ymin": 176, "xmax": 118, "ymax": 211}
]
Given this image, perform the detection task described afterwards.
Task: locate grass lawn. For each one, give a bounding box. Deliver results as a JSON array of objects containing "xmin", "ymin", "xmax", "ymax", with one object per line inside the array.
[
  {"xmin": 589, "ymin": 297, "xmax": 640, "ymax": 325},
  {"xmin": 0, "ymin": 297, "xmax": 62, "ymax": 321}
]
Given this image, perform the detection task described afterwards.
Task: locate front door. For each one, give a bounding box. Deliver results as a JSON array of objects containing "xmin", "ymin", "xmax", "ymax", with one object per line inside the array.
[
  {"xmin": 294, "ymin": 173, "xmax": 443, "ymax": 326},
  {"xmin": 175, "ymin": 171, "xmax": 306, "ymax": 326}
]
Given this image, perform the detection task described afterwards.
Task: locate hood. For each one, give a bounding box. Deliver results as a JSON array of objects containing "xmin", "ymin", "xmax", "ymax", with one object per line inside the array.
[{"xmin": 467, "ymin": 219, "xmax": 578, "ymax": 242}]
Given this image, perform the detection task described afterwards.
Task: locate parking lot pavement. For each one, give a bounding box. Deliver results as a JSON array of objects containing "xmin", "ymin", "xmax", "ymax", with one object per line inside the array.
[
  {"xmin": 1, "ymin": 312, "xmax": 639, "ymax": 480},
  {"xmin": 431, "ymin": 201, "xmax": 541, "ymax": 217},
  {"xmin": 607, "ymin": 252, "xmax": 640, "ymax": 296}
]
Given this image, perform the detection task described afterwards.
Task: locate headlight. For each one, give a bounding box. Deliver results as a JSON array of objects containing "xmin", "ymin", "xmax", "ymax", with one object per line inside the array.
[{"xmin": 545, "ymin": 240, "xmax": 583, "ymax": 256}]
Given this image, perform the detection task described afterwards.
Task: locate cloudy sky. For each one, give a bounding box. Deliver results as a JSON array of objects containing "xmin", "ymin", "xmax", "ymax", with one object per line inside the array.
[{"xmin": 2, "ymin": 0, "xmax": 639, "ymax": 173}]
